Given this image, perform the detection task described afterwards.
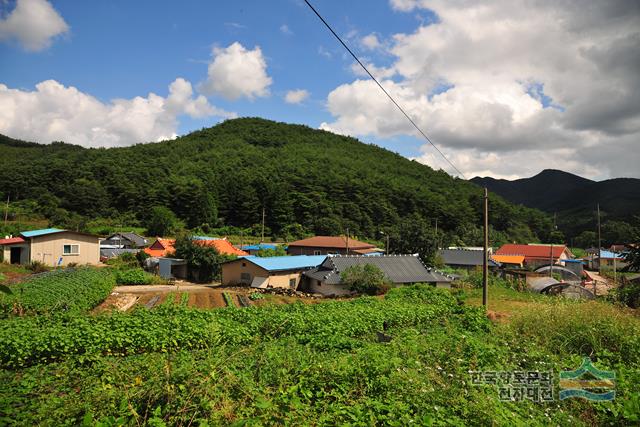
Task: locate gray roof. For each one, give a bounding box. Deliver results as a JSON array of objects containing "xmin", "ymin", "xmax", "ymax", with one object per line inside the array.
[
  {"xmin": 100, "ymin": 248, "xmax": 140, "ymax": 258},
  {"xmin": 104, "ymin": 232, "xmax": 148, "ymax": 247},
  {"xmin": 438, "ymin": 249, "xmax": 500, "ymax": 267},
  {"xmin": 303, "ymin": 255, "xmax": 453, "ymax": 285}
]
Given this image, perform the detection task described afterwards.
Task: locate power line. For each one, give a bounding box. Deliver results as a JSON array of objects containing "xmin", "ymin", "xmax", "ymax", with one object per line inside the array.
[{"xmin": 303, "ymin": 0, "xmax": 466, "ymax": 179}]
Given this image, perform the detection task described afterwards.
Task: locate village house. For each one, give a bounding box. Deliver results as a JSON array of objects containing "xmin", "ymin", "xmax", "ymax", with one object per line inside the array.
[
  {"xmin": 100, "ymin": 232, "xmax": 148, "ymax": 249},
  {"xmin": 591, "ymin": 250, "xmax": 627, "ymax": 271},
  {"xmin": 495, "ymin": 243, "xmax": 573, "ymax": 269},
  {"xmin": 287, "ymin": 235, "xmax": 384, "ymax": 256},
  {"xmin": 0, "ymin": 228, "xmax": 100, "ymax": 267},
  {"xmin": 491, "ymin": 255, "xmax": 525, "ymax": 268},
  {"xmin": 221, "ymin": 255, "xmax": 327, "ymax": 289},
  {"xmin": 303, "ymin": 254, "xmax": 453, "ymax": 296},
  {"xmin": 438, "ymin": 248, "xmax": 501, "ymax": 270},
  {"xmin": 144, "ymin": 236, "xmax": 247, "ymax": 258}
]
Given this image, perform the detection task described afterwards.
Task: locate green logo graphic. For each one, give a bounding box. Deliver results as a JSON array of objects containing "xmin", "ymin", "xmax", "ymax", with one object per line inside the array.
[{"xmin": 559, "ymin": 358, "xmax": 615, "ymax": 401}]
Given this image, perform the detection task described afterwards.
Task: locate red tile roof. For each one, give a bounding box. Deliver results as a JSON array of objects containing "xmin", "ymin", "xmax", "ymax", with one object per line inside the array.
[
  {"xmin": 496, "ymin": 244, "xmax": 569, "ymax": 261},
  {"xmin": 0, "ymin": 237, "xmax": 25, "ymax": 245},
  {"xmin": 288, "ymin": 236, "xmax": 375, "ymax": 250},
  {"xmin": 144, "ymin": 238, "xmax": 175, "ymax": 257}
]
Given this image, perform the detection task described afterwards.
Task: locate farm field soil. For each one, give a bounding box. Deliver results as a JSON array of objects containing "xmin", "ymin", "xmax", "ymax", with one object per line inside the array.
[{"xmin": 95, "ymin": 284, "xmax": 324, "ymax": 311}]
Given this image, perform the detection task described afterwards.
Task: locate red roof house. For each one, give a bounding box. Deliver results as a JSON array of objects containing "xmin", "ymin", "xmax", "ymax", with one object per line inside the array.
[
  {"xmin": 287, "ymin": 236, "xmax": 381, "ymax": 256},
  {"xmin": 144, "ymin": 237, "xmax": 247, "ymax": 257},
  {"xmin": 496, "ymin": 244, "xmax": 573, "ymax": 267}
]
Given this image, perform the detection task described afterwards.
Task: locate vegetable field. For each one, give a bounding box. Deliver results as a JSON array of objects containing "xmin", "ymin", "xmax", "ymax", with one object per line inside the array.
[
  {"xmin": 0, "ymin": 285, "xmax": 639, "ymax": 425},
  {"xmin": 0, "ymin": 268, "xmax": 115, "ymax": 317}
]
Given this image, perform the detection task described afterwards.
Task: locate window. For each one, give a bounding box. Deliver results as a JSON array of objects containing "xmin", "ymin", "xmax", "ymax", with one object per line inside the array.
[
  {"xmin": 289, "ymin": 278, "xmax": 297, "ymax": 288},
  {"xmin": 63, "ymin": 244, "xmax": 79, "ymax": 255},
  {"xmin": 313, "ymin": 250, "xmax": 321, "ymax": 255},
  {"xmin": 240, "ymin": 273, "xmax": 251, "ymax": 282},
  {"xmin": 242, "ymin": 262, "xmax": 246, "ymax": 267}
]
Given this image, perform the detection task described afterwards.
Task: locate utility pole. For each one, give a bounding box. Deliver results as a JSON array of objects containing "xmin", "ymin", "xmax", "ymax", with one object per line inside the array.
[
  {"xmin": 482, "ymin": 188, "xmax": 489, "ymax": 308},
  {"xmin": 549, "ymin": 243, "xmax": 554, "ymax": 278},
  {"xmin": 386, "ymin": 234, "xmax": 390, "ymax": 254},
  {"xmin": 597, "ymin": 203, "xmax": 602, "ymax": 276},
  {"xmin": 435, "ymin": 218, "xmax": 438, "ymax": 250},
  {"xmin": 3, "ymin": 194, "xmax": 9, "ymax": 227},
  {"xmin": 261, "ymin": 206, "xmax": 265, "ymax": 243}
]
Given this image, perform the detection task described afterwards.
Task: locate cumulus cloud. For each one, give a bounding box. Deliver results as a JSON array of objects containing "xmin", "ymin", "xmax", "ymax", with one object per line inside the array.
[
  {"xmin": 0, "ymin": 78, "xmax": 236, "ymax": 147},
  {"xmin": 0, "ymin": 0, "xmax": 69, "ymax": 51},
  {"xmin": 361, "ymin": 33, "xmax": 381, "ymax": 50},
  {"xmin": 284, "ymin": 89, "xmax": 310, "ymax": 104},
  {"xmin": 200, "ymin": 42, "xmax": 272, "ymax": 100},
  {"xmin": 321, "ymin": 0, "xmax": 640, "ymax": 179}
]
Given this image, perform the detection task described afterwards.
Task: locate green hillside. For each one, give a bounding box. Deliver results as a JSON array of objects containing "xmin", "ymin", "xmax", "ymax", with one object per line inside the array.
[{"xmin": 0, "ymin": 118, "xmax": 551, "ymax": 248}]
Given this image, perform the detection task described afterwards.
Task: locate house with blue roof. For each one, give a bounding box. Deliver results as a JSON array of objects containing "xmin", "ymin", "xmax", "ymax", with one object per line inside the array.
[
  {"xmin": 0, "ymin": 228, "xmax": 100, "ymax": 266},
  {"xmin": 221, "ymin": 255, "xmax": 327, "ymax": 289},
  {"xmin": 240, "ymin": 243, "xmax": 279, "ymax": 255}
]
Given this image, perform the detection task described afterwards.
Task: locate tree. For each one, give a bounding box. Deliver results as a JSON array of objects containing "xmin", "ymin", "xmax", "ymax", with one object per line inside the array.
[
  {"xmin": 575, "ymin": 231, "xmax": 597, "ymax": 248},
  {"xmin": 146, "ymin": 206, "xmax": 180, "ymax": 237},
  {"xmin": 256, "ymin": 246, "xmax": 287, "ymax": 257},
  {"xmin": 341, "ymin": 264, "xmax": 391, "ymax": 295},
  {"xmin": 623, "ymin": 245, "xmax": 640, "ymax": 272},
  {"xmin": 173, "ymin": 235, "xmax": 236, "ymax": 282}
]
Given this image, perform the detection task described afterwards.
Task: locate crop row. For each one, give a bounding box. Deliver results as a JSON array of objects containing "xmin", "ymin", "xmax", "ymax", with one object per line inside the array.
[
  {"xmin": 0, "ymin": 285, "xmax": 487, "ymax": 368},
  {"xmin": 0, "ymin": 267, "xmax": 115, "ymax": 317}
]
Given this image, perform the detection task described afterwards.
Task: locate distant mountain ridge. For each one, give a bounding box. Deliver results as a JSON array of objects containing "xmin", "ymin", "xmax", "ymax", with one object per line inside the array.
[{"xmin": 471, "ymin": 169, "xmax": 640, "ymax": 237}]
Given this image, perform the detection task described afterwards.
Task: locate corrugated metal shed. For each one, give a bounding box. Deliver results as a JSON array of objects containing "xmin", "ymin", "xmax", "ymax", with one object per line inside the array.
[{"xmin": 304, "ymin": 255, "xmax": 453, "ymax": 285}]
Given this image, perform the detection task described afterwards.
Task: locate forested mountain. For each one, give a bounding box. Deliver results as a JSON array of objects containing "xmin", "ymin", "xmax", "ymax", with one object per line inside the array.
[
  {"xmin": 472, "ymin": 170, "xmax": 640, "ymax": 244},
  {"xmin": 0, "ymin": 118, "xmax": 552, "ymax": 247}
]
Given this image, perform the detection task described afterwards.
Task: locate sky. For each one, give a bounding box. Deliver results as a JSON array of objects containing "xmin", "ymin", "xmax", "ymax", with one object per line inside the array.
[{"xmin": 1, "ymin": 0, "xmax": 639, "ymax": 180}]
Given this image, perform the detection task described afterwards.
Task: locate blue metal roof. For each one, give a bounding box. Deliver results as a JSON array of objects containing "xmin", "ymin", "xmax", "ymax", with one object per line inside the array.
[
  {"xmin": 598, "ymin": 250, "xmax": 624, "ymax": 259},
  {"xmin": 241, "ymin": 243, "xmax": 278, "ymax": 251},
  {"xmin": 21, "ymin": 228, "xmax": 65, "ymax": 238},
  {"xmin": 244, "ymin": 255, "xmax": 327, "ymax": 272}
]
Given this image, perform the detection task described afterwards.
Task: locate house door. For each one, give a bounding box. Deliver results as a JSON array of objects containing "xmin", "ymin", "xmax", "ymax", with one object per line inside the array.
[{"xmin": 10, "ymin": 247, "xmax": 21, "ymax": 264}]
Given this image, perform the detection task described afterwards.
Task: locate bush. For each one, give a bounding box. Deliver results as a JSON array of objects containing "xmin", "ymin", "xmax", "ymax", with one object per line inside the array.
[
  {"xmin": 341, "ymin": 264, "xmax": 391, "ymax": 295},
  {"xmin": 115, "ymin": 268, "xmax": 153, "ymax": 285},
  {"xmin": 27, "ymin": 261, "xmax": 48, "ymax": 273},
  {"xmin": 249, "ymin": 292, "xmax": 264, "ymax": 301}
]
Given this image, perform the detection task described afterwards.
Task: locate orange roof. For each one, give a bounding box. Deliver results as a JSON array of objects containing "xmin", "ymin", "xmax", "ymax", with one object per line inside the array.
[
  {"xmin": 195, "ymin": 238, "xmax": 248, "ymax": 256},
  {"xmin": 492, "ymin": 255, "xmax": 525, "ymax": 265},
  {"xmin": 288, "ymin": 236, "xmax": 375, "ymax": 250},
  {"xmin": 144, "ymin": 238, "xmax": 175, "ymax": 257},
  {"xmin": 144, "ymin": 237, "xmax": 247, "ymax": 257}
]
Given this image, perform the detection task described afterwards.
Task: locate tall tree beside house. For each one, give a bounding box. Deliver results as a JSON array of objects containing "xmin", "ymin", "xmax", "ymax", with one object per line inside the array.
[{"xmin": 173, "ymin": 236, "xmax": 236, "ymax": 282}]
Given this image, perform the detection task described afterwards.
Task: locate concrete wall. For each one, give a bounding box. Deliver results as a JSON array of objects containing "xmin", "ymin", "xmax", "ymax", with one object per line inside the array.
[
  {"xmin": 303, "ymin": 278, "xmax": 353, "ymax": 296},
  {"xmin": 2, "ymin": 243, "xmax": 30, "ymax": 264},
  {"xmin": 222, "ymin": 260, "xmax": 270, "ymax": 286},
  {"xmin": 222, "ymin": 260, "xmax": 306, "ymax": 289},
  {"xmin": 30, "ymin": 232, "xmax": 100, "ymax": 266}
]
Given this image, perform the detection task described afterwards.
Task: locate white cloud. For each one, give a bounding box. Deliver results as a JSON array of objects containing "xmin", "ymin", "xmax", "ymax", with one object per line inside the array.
[
  {"xmin": 0, "ymin": 78, "xmax": 236, "ymax": 147},
  {"xmin": 321, "ymin": 0, "xmax": 640, "ymax": 178},
  {"xmin": 284, "ymin": 89, "xmax": 310, "ymax": 104},
  {"xmin": 280, "ymin": 24, "xmax": 293, "ymax": 35},
  {"xmin": 199, "ymin": 42, "xmax": 272, "ymax": 100},
  {"xmin": 0, "ymin": 0, "xmax": 69, "ymax": 51},
  {"xmin": 361, "ymin": 33, "xmax": 381, "ymax": 50},
  {"xmin": 318, "ymin": 45, "xmax": 332, "ymax": 59}
]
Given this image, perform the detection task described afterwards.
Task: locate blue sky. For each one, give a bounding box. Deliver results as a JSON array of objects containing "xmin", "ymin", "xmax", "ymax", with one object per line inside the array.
[
  {"xmin": 0, "ymin": 0, "xmax": 428, "ymax": 157},
  {"xmin": 1, "ymin": 0, "xmax": 638, "ymax": 179}
]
